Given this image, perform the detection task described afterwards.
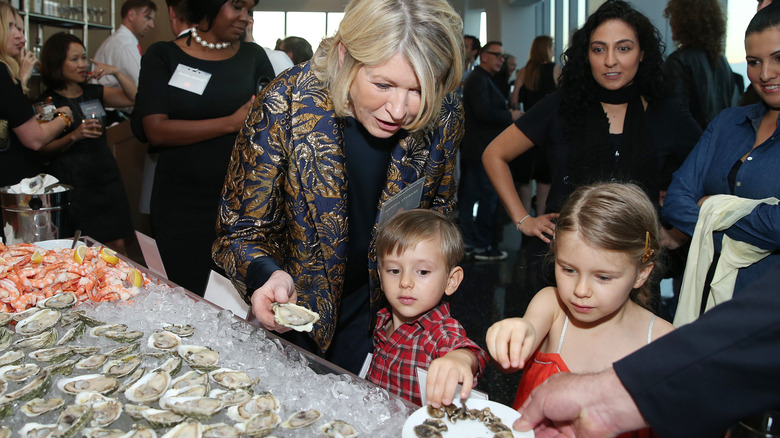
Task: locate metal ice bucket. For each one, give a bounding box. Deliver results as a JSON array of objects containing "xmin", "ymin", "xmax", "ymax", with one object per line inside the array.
[{"xmin": 0, "ymin": 184, "xmax": 72, "ymax": 244}]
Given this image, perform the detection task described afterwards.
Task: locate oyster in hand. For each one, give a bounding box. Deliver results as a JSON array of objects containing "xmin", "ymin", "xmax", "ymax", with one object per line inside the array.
[{"xmin": 272, "ymin": 303, "xmax": 320, "ymax": 332}]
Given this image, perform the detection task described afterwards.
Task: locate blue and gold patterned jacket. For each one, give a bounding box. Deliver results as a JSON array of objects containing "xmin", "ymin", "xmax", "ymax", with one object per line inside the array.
[{"xmin": 213, "ymin": 62, "xmax": 463, "ymax": 352}]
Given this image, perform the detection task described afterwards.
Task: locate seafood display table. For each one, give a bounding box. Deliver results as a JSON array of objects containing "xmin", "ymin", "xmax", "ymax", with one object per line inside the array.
[{"xmin": 0, "ymin": 237, "xmax": 417, "ymax": 437}]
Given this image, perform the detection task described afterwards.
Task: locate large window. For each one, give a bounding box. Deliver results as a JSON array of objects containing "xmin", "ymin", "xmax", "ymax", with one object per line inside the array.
[
  {"xmin": 252, "ymin": 11, "xmax": 345, "ymax": 51},
  {"xmin": 725, "ymin": 3, "xmax": 755, "ymax": 88}
]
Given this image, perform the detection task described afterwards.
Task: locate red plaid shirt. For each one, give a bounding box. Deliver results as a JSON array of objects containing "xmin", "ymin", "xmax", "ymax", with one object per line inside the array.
[{"xmin": 366, "ymin": 303, "xmax": 489, "ymax": 406}]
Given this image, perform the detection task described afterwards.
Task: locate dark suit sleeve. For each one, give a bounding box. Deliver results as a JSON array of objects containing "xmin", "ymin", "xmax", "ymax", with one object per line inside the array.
[
  {"xmin": 462, "ymin": 71, "xmax": 512, "ymax": 127},
  {"xmin": 614, "ymin": 262, "xmax": 780, "ymax": 438}
]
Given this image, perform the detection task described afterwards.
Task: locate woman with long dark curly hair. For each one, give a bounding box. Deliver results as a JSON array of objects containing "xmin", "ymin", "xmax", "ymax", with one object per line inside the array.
[
  {"xmin": 663, "ymin": 0, "xmax": 740, "ymax": 129},
  {"xmin": 482, "ymin": 0, "xmax": 701, "ymax": 294}
]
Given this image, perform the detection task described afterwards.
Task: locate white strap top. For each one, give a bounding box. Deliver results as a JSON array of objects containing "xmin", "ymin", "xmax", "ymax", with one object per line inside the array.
[{"xmin": 557, "ymin": 314, "xmax": 657, "ymax": 354}]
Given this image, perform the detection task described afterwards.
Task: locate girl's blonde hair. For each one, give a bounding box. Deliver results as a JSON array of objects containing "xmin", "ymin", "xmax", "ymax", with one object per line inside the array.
[
  {"xmin": 0, "ymin": 3, "xmax": 21, "ymax": 83},
  {"xmin": 310, "ymin": 0, "xmax": 463, "ymax": 132},
  {"xmin": 552, "ymin": 183, "xmax": 662, "ymax": 309}
]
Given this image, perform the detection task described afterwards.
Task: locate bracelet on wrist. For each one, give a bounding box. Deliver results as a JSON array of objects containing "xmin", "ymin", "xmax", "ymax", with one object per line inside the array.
[
  {"xmin": 515, "ymin": 214, "xmax": 531, "ymax": 231},
  {"xmin": 53, "ymin": 111, "xmax": 72, "ymax": 130}
]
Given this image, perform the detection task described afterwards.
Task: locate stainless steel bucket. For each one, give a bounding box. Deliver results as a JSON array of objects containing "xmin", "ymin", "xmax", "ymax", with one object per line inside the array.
[{"xmin": 0, "ymin": 184, "xmax": 72, "ymax": 244}]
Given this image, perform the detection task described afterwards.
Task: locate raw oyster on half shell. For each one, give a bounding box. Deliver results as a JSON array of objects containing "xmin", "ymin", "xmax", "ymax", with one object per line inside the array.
[
  {"xmin": 160, "ymin": 420, "xmax": 201, "ymax": 438},
  {"xmin": 320, "ymin": 420, "xmax": 358, "ymax": 438},
  {"xmin": 0, "ymin": 371, "xmax": 51, "ymax": 404},
  {"xmin": 21, "ymin": 397, "xmax": 65, "ymax": 417},
  {"xmin": 209, "ymin": 368, "xmax": 255, "ymax": 390},
  {"xmin": 37, "ymin": 292, "xmax": 78, "ymax": 310},
  {"xmin": 177, "ymin": 345, "xmax": 219, "ymax": 372},
  {"xmin": 171, "ymin": 370, "xmax": 209, "ymax": 390},
  {"xmin": 75, "ymin": 354, "xmax": 110, "ymax": 371},
  {"xmin": 235, "ymin": 411, "xmax": 281, "ymax": 437},
  {"xmin": 57, "ymin": 373, "xmax": 118, "ymax": 396},
  {"xmin": 272, "ymin": 303, "xmax": 320, "ymax": 332},
  {"xmin": 148, "ymin": 330, "xmax": 181, "ymax": 350},
  {"xmin": 0, "ymin": 363, "xmax": 40, "ymax": 382},
  {"xmin": 140, "ymin": 408, "xmax": 186, "ymax": 429},
  {"xmin": 281, "ymin": 409, "xmax": 322, "ymax": 429},
  {"xmin": 162, "ymin": 323, "xmax": 194, "ymax": 338},
  {"xmin": 103, "ymin": 354, "xmax": 142, "ymax": 378},
  {"xmin": 15, "ymin": 308, "xmax": 61, "ymax": 336},
  {"xmin": 227, "ymin": 392, "xmax": 281, "ymax": 422},
  {"xmin": 0, "ymin": 349, "xmax": 24, "ymax": 367},
  {"xmin": 124, "ymin": 370, "xmax": 171, "ymax": 403},
  {"xmin": 163, "ymin": 396, "xmax": 223, "ymax": 420}
]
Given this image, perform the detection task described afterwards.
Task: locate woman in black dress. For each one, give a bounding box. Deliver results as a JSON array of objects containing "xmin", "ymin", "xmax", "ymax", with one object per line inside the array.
[
  {"xmin": 133, "ymin": 0, "xmax": 274, "ymax": 295},
  {"xmin": 39, "ymin": 32, "xmax": 135, "ymax": 252}
]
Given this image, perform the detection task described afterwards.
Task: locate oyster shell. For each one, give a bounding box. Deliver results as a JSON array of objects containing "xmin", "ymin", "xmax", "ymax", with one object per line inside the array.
[
  {"xmin": 81, "ymin": 428, "xmax": 126, "ymax": 438},
  {"xmin": 157, "ymin": 356, "xmax": 183, "ymax": 376},
  {"xmin": 13, "ymin": 327, "xmax": 57, "ymax": 349},
  {"xmin": 0, "ymin": 363, "xmax": 40, "ymax": 382},
  {"xmin": 56, "ymin": 321, "xmax": 86, "ymax": 346},
  {"xmin": 227, "ymin": 392, "xmax": 281, "ymax": 422},
  {"xmin": 123, "ymin": 424, "xmax": 158, "ymax": 438},
  {"xmin": 319, "ymin": 420, "xmax": 358, "ymax": 438},
  {"xmin": 160, "ymin": 420, "xmax": 201, "ymax": 438},
  {"xmin": 12, "ymin": 306, "xmax": 40, "ymax": 322},
  {"xmin": 73, "ymin": 346, "xmax": 101, "ymax": 356},
  {"xmin": 76, "ymin": 354, "xmax": 111, "ymax": 370},
  {"xmin": 281, "ymin": 409, "xmax": 322, "ymax": 428},
  {"xmin": 123, "ymin": 403, "xmax": 150, "ymax": 421},
  {"xmin": 235, "ymin": 411, "xmax": 281, "ymax": 437},
  {"xmin": 19, "ymin": 422, "xmax": 59, "ymax": 438},
  {"xmin": 148, "ymin": 330, "xmax": 181, "ymax": 350},
  {"xmin": 21, "ymin": 397, "xmax": 66, "ymax": 417},
  {"xmin": 272, "ymin": 303, "xmax": 320, "ymax": 332},
  {"xmin": 16, "ymin": 308, "xmax": 61, "ymax": 336},
  {"xmin": 124, "ymin": 370, "xmax": 171, "ymax": 403},
  {"xmin": 162, "ymin": 323, "xmax": 194, "ymax": 338},
  {"xmin": 161, "ymin": 384, "xmax": 209, "ymax": 405},
  {"xmin": 117, "ymin": 366, "xmax": 146, "ymax": 393},
  {"xmin": 21, "ymin": 396, "xmax": 66, "ymax": 417},
  {"xmin": 0, "ymin": 327, "xmax": 10, "ymax": 350},
  {"xmin": 0, "ymin": 371, "xmax": 51, "ymax": 404},
  {"xmin": 0, "ymin": 312, "xmax": 12, "ymax": 326},
  {"xmin": 104, "ymin": 330, "xmax": 144, "ymax": 343},
  {"xmin": 164, "ymin": 396, "xmax": 223, "ymax": 420},
  {"xmin": 90, "ymin": 324, "xmax": 128, "ymax": 338},
  {"xmin": 76, "ymin": 311, "xmax": 105, "ymax": 327},
  {"xmin": 0, "ymin": 426, "xmax": 9, "ymax": 438},
  {"xmin": 106, "ymin": 342, "xmax": 140, "ymax": 357},
  {"xmin": 209, "ymin": 388, "xmax": 253, "ymax": 407},
  {"xmin": 60, "ymin": 310, "xmax": 82, "ymax": 327},
  {"xmin": 56, "ymin": 403, "xmax": 93, "ymax": 438},
  {"xmin": 37, "ymin": 292, "xmax": 78, "ymax": 310},
  {"xmin": 140, "ymin": 408, "xmax": 186, "ymax": 429},
  {"xmin": 44, "ymin": 358, "xmax": 78, "ymax": 376},
  {"xmin": 177, "ymin": 345, "xmax": 219, "ymax": 372},
  {"xmin": 88, "ymin": 399, "xmax": 123, "ymax": 427},
  {"xmin": 57, "ymin": 374, "xmax": 118, "ymax": 396},
  {"xmin": 103, "ymin": 354, "xmax": 142, "ymax": 378},
  {"xmin": 29, "ymin": 346, "xmax": 75, "ymax": 363},
  {"xmin": 0, "ymin": 378, "xmax": 6, "ymax": 397},
  {"xmin": 171, "ymin": 370, "xmax": 209, "ymax": 390},
  {"xmin": 209, "ymin": 368, "xmax": 255, "ymax": 390},
  {"xmin": 0, "ymin": 348, "xmax": 24, "ymax": 367},
  {"xmin": 0, "ymin": 402, "xmax": 8, "ymax": 420},
  {"xmin": 202, "ymin": 423, "xmax": 239, "ymax": 438}
]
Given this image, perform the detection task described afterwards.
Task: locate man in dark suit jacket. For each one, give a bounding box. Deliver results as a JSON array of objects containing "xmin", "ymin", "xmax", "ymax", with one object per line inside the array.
[
  {"xmin": 458, "ymin": 41, "xmax": 522, "ymax": 260},
  {"xmin": 514, "ymin": 261, "xmax": 780, "ymax": 438}
]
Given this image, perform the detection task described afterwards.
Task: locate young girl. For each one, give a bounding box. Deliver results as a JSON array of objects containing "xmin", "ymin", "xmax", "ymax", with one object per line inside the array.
[{"xmin": 486, "ymin": 182, "xmax": 674, "ymax": 437}]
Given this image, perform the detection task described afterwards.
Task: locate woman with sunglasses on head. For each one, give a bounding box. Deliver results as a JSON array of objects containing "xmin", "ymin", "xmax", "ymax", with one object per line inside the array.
[
  {"xmin": 133, "ymin": 0, "xmax": 274, "ymax": 296},
  {"xmin": 483, "ymin": 0, "xmax": 701, "ymax": 298}
]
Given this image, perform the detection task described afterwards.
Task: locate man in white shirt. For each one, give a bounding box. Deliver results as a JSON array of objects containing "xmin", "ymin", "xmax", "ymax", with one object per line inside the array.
[{"xmin": 93, "ymin": 0, "xmax": 156, "ymax": 92}]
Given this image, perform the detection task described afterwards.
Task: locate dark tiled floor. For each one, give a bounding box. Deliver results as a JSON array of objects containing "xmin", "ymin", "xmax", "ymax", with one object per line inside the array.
[{"xmin": 444, "ymin": 217, "xmax": 535, "ymax": 406}]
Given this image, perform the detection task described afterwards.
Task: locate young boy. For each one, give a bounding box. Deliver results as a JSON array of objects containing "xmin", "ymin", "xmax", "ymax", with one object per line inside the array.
[{"xmin": 366, "ymin": 209, "xmax": 489, "ymax": 406}]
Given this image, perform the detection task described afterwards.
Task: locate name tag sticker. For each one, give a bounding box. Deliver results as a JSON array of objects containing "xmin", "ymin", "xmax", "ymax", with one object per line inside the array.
[
  {"xmin": 78, "ymin": 100, "xmax": 106, "ymax": 119},
  {"xmin": 378, "ymin": 178, "xmax": 425, "ymax": 226},
  {"xmin": 168, "ymin": 64, "xmax": 211, "ymax": 95}
]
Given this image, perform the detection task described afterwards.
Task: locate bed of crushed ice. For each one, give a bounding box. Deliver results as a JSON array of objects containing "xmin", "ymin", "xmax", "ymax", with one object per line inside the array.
[{"xmin": 3, "ymin": 285, "xmax": 413, "ymax": 437}]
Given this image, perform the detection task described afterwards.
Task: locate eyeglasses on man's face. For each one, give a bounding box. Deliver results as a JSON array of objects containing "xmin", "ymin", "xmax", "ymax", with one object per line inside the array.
[{"xmin": 484, "ymin": 51, "xmax": 505, "ymax": 59}]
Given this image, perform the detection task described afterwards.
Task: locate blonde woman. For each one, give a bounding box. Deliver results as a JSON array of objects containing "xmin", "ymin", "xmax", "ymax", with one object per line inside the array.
[
  {"xmin": 0, "ymin": 2, "xmax": 72, "ymax": 190},
  {"xmin": 213, "ymin": 0, "xmax": 464, "ymax": 397}
]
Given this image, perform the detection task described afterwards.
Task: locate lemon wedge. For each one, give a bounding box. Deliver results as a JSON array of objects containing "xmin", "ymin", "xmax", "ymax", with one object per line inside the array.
[
  {"xmin": 127, "ymin": 269, "xmax": 144, "ymax": 287},
  {"xmin": 30, "ymin": 250, "xmax": 43, "ymax": 264},
  {"xmin": 100, "ymin": 247, "xmax": 119, "ymax": 265},
  {"xmin": 74, "ymin": 245, "xmax": 87, "ymax": 264}
]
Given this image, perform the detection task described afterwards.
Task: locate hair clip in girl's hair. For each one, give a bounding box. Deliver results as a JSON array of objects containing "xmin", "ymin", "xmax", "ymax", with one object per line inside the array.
[{"xmin": 642, "ymin": 231, "xmax": 654, "ymax": 263}]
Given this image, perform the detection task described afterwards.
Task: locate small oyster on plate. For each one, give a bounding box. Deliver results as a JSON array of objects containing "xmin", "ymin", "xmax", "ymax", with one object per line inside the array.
[
  {"xmin": 37, "ymin": 292, "xmax": 78, "ymax": 310},
  {"xmin": 81, "ymin": 427, "xmax": 126, "ymax": 438},
  {"xmin": 162, "ymin": 323, "xmax": 194, "ymax": 337},
  {"xmin": 157, "ymin": 356, "xmax": 183, "ymax": 376},
  {"xmin": 161, "ymin": 384, "xmax": 209, "ymax": 405},
  {"xmin": 209, "ymin": 388, "xmax": 253, "ymax": 407},
  {"xmin": 13, "ymin": 327, "xmax": 57, "ymax": 349},
  {"xmin": 57, "ymin": 321, "xmax": 86, "ymax": 346},
  {"xmin": 117, "ymin": 366, "xmax": 146, "ymax": 393},
  {"xmin": 413, "ymin": 424, "xmax": 443, "ymax": 438},
  {"xmin": 21, "ymin": 397, "xmax": 65, "ymax": 417},
  {"xmin": 227, "ymin": 392, "xmax": 281, "ymax": 422},
  {"xmin": 44, "ymin": 358, "xmax": 78, "ymax": 376},
  {"xmin": 164, "ymin": 396, "xmax": 223, "ymax": 420},
  {"xmin": 72, "ymin": 346, "xmax": 101, "ymax": 357},
  {"xmin": 56, "ymin": 403, "xmax": 93, "ymax": 437},
  {"xmin": 104, "ymin": 329, "xmax": 144, "ymax": 343},
  {"xmin": 160, "ymin": 420, "xmax": 201, "ymax": 438},
  {"xmin": 177, "ymin": 345, "xmax": 219, "ymax": 372},
  {"xmin": 272, "ymin": 303, "xmax": 320, "ymax": 332},
  {"xmin": 19, "ymin": 423, "xmax": 59, "ymax": 438},
  {"xmin": 123, "ymin": 424, "xmax": 158, "ymax": 438},
  {"xmin": 140, "ymin": 408, "xmax": 186, "ymax": 429},
  {"xmin": 57, "ymin": 373, "xmax": 118, "ymax": 396},
  {"xmin": 320, "ymin": 420, "xmax": 358, "ymax": 438},
  {"xmin": 281, "ymin": 409, "xmax": 322, "ymax": 428},
  {"xmin": 171, "ymin": 370, "xmax": 209, "ymax": 390},
  {"xmin": 29, "ymin": 346, "xmax": 75, "ymax": 363},
  {"xmin": 90, "ymin": 324, "xmax": 128, "ymax": 338},
  {"xmin": 76, "ymin": 354, "xmax": 110, "ymax": 370},
  {"xmin": 16, "ymin": 308, "xmax": 61, "ymax": 336},
  {"xmin": 0, "ymin": 363, "xmax": 40, "ymax": 382},
  {"xmin": 124, "ymin": 370, "xmax": 171, "ymax": 403},
  {"xmin": 87, "ymin": 399, "xmax": 123, "ymax": 428},
  {"xmin": 235, "ymin": 411, "xmax": 281, "ymax": 437},
  {"xmin": 105, "ymin": 342, "xmax": 140, "ymax": 357},
  {"xmin": 148, "ymin": 330, "xmax": 181, "ymax": 350},
  {"xmin": 209, "ymin": 368, "xmax": 255, "ymax": 390},
  {"xmin": 0, "ymin": 371, "xmax": 51, "ymax": 404},
  {"xmin": 103, "ymin": 354, "xmax": 142, "ymax": 378},
  {"xmin": 123, "ymin": 403, "xmax": 150, "ymax": 421},
  {"xmin": 0, "ymin": 348, "xmax": 24, "ymax": 367},
  {"xmin": 203, "ymin": 423, "xmax": 240, "ymax": 438}
]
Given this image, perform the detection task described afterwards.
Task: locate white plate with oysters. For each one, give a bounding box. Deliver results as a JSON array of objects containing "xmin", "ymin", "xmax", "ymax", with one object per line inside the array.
[{"xmin": 402, "ymin": 398, "xmax": 532, "ymax": 437}]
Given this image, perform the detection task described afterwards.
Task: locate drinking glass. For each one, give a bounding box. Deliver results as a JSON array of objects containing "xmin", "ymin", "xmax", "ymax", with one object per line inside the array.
[{"xmin": 726, "ymin": 410, "xmax": 780, "ymax": 438}]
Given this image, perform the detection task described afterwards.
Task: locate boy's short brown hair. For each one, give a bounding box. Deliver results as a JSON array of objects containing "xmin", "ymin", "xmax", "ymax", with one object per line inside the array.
[{"xmin": 376, "ymin": 209, "xmax": 464, "ymax": 271}]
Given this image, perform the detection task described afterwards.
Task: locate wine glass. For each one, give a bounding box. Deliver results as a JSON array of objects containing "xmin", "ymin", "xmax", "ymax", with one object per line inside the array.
[{"xmin": 727, "ymin": 410, "xmax": 780, "ymax": 438}]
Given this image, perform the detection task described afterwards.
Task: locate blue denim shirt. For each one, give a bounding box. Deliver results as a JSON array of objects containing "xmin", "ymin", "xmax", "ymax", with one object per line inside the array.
[{"xmin": 663, "ymin": 102, "xmax": 780, "ymax": 293}]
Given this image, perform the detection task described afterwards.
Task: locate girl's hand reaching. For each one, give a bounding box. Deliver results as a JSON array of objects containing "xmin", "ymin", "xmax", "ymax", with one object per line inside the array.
[{"xmin": 486, "ymin": 318, "xmax": 537, "ymax": 371}]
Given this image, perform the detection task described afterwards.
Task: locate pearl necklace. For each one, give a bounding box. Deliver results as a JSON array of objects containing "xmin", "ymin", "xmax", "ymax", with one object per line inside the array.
[{"xmin": 191, "ymin": 27, "xmax": 231, "ymax": 50}]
